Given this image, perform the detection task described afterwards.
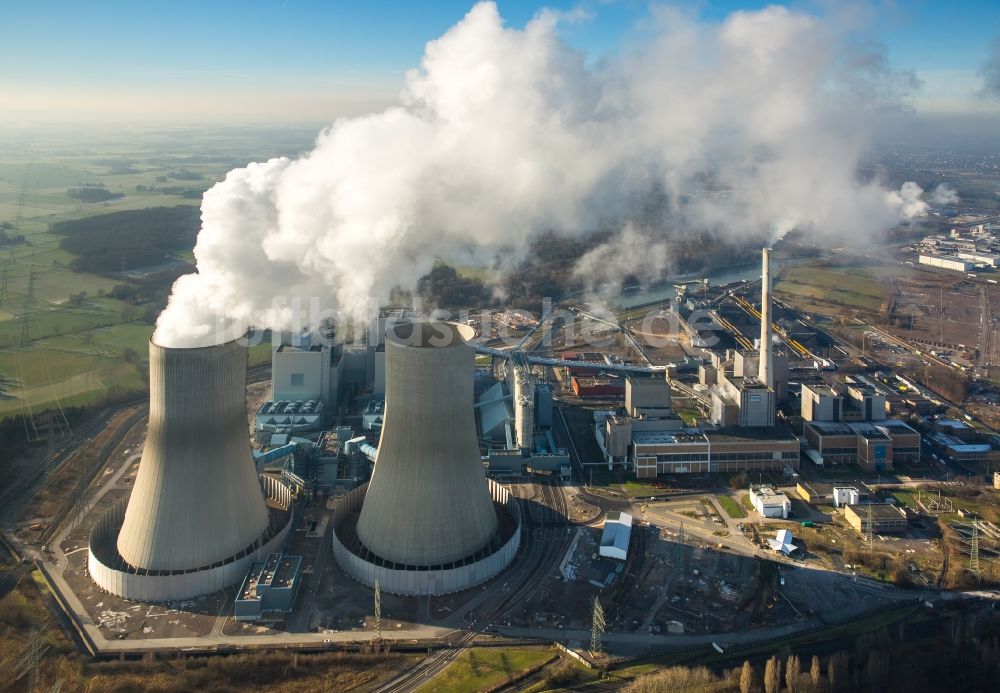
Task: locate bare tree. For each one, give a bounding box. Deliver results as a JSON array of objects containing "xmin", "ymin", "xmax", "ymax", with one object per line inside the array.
[
  {"xmin": 785, "ymin": 654, "xmax": 800, "ymax": 693},
  {"xmin": 810, "ymin": 655, "xmax": 823, "ymax": 690},
  {"xmin": 740, "ymin": 660, "xmax": 757, "ymax": 693},
  {"xmin": 827, "ymin": 651, "xmax": 847, "ymax": 693},
  {"xmin": 764, "ymin": 656, "xmax": 782, "ymax": 693}
]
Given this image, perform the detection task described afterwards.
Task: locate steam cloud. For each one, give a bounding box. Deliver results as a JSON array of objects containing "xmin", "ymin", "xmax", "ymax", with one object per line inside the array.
[
  {"xmin": 930, "ymin": 183, "xmax": 960, "ymax": 206},
  {"xmin": 155, "ymin": 2, "xmax": 931, "ymax": 347}
]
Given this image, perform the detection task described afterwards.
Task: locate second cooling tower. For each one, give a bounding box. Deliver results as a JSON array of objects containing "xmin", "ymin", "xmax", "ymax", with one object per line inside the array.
[{"xmin": 332, "ymin": 321, "xmax": 521, "ymax": 595}]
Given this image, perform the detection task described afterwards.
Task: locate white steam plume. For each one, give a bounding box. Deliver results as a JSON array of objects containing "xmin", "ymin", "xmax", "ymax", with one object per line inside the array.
[
  {"xmin": 930, "ymin": 183, "xmax": 960, "ymax": 205},
  {"xmin": 155, "ymin": 2, "xmax": 928, "ymax": 347}
]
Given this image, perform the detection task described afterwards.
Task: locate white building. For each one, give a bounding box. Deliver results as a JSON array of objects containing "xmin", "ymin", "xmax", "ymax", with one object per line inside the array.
[
  {"xmin": 918, "ymin": 254, "xmax": 973, "ymax": 272},
  {"xmin": 832, "ymin": 486, "xmax": 860, "ymax": 508},
  {"xmin": 599, "ymin": 511, "xmax": 633, "ymax": 561},
  {"xmin": 750, "ymin": 486, "xmax": 791, "ymax": 519},
  {"xmin": 271, "ymin": 340, "xmax": 342, "ymax": 406}
]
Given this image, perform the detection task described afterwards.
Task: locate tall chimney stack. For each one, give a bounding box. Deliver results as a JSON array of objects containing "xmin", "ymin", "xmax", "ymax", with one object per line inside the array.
[{"xmin": 758, "ymin": 247, "xmax": 774, "ymax": 389}]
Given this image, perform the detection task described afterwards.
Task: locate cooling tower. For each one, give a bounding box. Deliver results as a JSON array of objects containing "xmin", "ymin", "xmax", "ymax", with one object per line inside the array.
[
  {"xmin": 355, "ymin": 321, "xmax": 499, "ymax": 566},
  {"xmin": 89, "ymin": 338, "xmax": 294, "ymax": 601},
  {"xmin": 758, "ymin": 247, "xmax": 774, "ymax": 389},
  {"xmin": 116, "ymin": 339, "xmax": 271, "ymax": 570}
]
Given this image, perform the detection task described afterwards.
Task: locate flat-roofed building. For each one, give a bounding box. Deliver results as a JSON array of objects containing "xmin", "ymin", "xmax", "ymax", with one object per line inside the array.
[
  {"xmin": 874, "ymin": 419, "xmax": 921, "ymax": 465},
  {"xmin": 625, "ymin": 375, "xmax": 671, "ymax": 417},
  {"xmin": 844, "ymin": 504, "xmax": 908, "ymax": 535},
  {"xmin": 632, "ymin": 429, "xmax": 710, "ymax": 477},
  {"xmin": 750, "ymin": 486, "xmax": 791, "ymax": 519},
  {"xmin": 796, "ymin": 481, "xmax": 835, "ymax": 504},
  {"xmin": 847, "ymin": 385, "xmax": 887, "ymax": 421},
  {"xmin": 847, "ymin": 422, "xmax": 893, "ymax": 472},
  {"xmin": 802, "ymin": 384, "xmax": 841, "ymax": 422},
  {"xmin": 703, "ymin": 427, "xmax": 800, "ymax": 474},
  {"xmin": 630, "ymin": 426, "xmax": 799, "ymax": 478},
  {"xmin": 234, "ymin": 553, "xmax": 303, "ymax": 622},
  {"xmin": 804, "ymin": 421, "xmax": 858, "ymax": 465}
]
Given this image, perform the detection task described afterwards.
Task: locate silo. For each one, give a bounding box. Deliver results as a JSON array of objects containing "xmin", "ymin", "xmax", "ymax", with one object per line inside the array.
[
  {"xmin": 116, "ymin": 338, "xmax": 271, "ymax": 571},
  {"xmin": 355, "ymin": 321, "xmax": 499, "ymax": 567},
  {"xmin": 513, "ymin": 364, "xmax": 534, "ymax": 451}
]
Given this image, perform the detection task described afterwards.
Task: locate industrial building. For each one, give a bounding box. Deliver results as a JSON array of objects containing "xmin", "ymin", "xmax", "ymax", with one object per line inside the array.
[
  {"xmin": 235, "ymin": 553, "xmax": 302, "ymax": 622},
  {"xmin": 331, "ymin": 321, "xmax": 521, "ymax": 596},
  {"xmin": 844, "ymin": 504, "xmax": 908, "ymax": 535},
  {"xmin": 803, "ymin": 418, "xmax": 919, "ymax": 471},
  {"xmin": 796, "ymin": 482, "xmax": 864, "ymax": 507},
  {"xmin": 630, "ymin": 426, "xmax": 799, "ymax": 478},
  {"xmin": 918, "ymin": 254, "xmax": 974, "ymax": 272},
  {"xmin": 801, "ymin": 384, "xmax": 842, "ymax": 422},
  {"xmin": 956, "ymin": 251, "xmax": 1000, "ymax": 267},
  {"xmin": 750, "ymin": 486, "xmax": 791, "ymax": 518},
  {"xmin": 255, "ymin": 400, "xmax": 324, "ymax": 435},
  {"xmin": 89, "ymin": 339, "xmax": 295, "ymax": 601},
  {"xmin": 599, "ymin": 511, "xmax": 633, "ymax": 561}
]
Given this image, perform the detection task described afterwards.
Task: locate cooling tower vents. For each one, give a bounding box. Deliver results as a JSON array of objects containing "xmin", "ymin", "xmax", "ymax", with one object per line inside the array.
[
  {"xmin": 332, "ymin": 320, "xmax": 521, "ymax": 596},
  {"xmin": 88, "ymin": 338, "xmax": 294, "ymax": 602}
]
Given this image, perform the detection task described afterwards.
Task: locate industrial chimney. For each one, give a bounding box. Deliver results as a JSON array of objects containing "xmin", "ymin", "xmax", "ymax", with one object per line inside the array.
[
  {"xmin": 89, "ymin": 338, "xmax": 293, "ymax": 601},
  {"xmin": 355, "ymin": 321, "xmax": 499, "ymax": 566},
  {"xmin": 758, "ymin": 247, "xmax": 774, "ymax": 389}
]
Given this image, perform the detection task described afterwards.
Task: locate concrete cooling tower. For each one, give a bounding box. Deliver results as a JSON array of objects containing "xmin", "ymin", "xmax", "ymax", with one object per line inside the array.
[
  {"xmin": 332, "ymin": 321, "xmax": 521, "ymax": 596},
  {"xmin": 88, "ymin": 339, "xmax": 294, "ymax": 602}
]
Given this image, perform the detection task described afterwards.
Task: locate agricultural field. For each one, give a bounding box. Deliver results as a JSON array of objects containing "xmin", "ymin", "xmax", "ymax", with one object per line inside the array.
[
  {"xmin": 0, "ymin": 126, "xmax": 312, "ymax": 424},
  {"xmin": 774, "ymin": 263, "xmax": 895, "ymax": 314}
]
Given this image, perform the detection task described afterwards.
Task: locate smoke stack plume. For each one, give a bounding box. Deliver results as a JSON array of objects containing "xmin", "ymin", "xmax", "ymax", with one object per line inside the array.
[{"xmin": 758, "ymin": 248, "xmax": 774, "ymax": 389}]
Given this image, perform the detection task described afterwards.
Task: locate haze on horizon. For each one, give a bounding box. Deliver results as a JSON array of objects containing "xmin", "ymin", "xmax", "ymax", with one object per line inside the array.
[{"xmin": 2, "ymin": 0, "xmax": 1000, "ymax": 128}]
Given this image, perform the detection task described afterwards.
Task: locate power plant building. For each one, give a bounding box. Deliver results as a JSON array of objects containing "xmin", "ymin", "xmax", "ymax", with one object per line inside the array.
[
  {"xmin": 89, "ymin": 339, "xmax": 295, "ymax": 601},
  {"xmin": 331, "ymin": 321, "xmax": 520, "ymax": 595},
  {"xmin": 234, "ymin": 553, "xmax": 302, "ymax": 622},
  {"xmin": 631, "ymin": 426, "xmax": 799, "ymax": 477}
]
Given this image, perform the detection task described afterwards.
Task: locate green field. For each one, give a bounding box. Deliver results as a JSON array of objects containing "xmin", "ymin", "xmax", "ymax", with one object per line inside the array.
[
  {"xmin": 417, "ymin": 648, "xmax": 554, "ymax": 693},
  {"xmin": 775, "ymin": 264, "xmax": 893, "ymax": 312},
  {"xmin": 0, "ymin": 127, "xmax": 316, "ymax": 423},
  {"xmin": 717, "ymin": 495, "xmax": 747, "ymax": 518}
]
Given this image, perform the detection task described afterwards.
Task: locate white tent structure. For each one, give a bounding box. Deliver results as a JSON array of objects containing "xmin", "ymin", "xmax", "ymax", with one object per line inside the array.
[
  {"xmin": 600, "ymin": 511, "xmax": 633, "ymax": 561},
  {"xmin": 768, "ymin": 529, "xmax": 798, "ymax": 556}
]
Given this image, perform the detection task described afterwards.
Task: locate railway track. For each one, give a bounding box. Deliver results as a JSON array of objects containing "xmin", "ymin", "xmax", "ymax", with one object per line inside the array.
[{"xmin": 377, "ymin": 479, "xmax": 573, "ymax": 692}]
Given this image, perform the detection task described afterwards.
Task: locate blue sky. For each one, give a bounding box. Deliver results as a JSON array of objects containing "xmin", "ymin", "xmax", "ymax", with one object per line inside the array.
[{"xmin": 2, "ymin": 0, "xmax": 999, "ymax": 123}]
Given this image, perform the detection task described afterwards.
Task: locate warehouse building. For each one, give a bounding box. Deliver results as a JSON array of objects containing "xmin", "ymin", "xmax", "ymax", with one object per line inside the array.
[
  {"xmin": 919, "ymin": 254, "xmax": 974, "ymax": 272},
  {"xmin": 599, "ymin": 511, "xmax": 633, "ymax": 561},
  {"xmin": 844, "ymin": 504, "xmax": 908, "ymax": 535}
]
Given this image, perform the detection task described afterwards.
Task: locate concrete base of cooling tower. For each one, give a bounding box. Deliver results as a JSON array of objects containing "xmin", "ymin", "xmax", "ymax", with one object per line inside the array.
[
  {"xmin": 88, "ymin": 476, "xmax": 295, "ymax": 602},
  {"xmin": 331, "ymin": 480, "xmax": 521, "ymax": 596}
]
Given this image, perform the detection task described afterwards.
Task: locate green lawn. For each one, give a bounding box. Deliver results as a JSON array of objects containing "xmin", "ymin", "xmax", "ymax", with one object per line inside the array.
[
  {"xmin": 717, "ymin": 495, "xmax": 747, "ymax": 518},
  {"xmin": 417, "ymin": 648, "xmax": 554, "ymax": 693},
  {"xmin": 741, "ymin": 494, "xmax": 754, "ymax": 511},
  {"xmin": 775, "ymin": 265, "xmax": 890, "ymax": 312}
]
